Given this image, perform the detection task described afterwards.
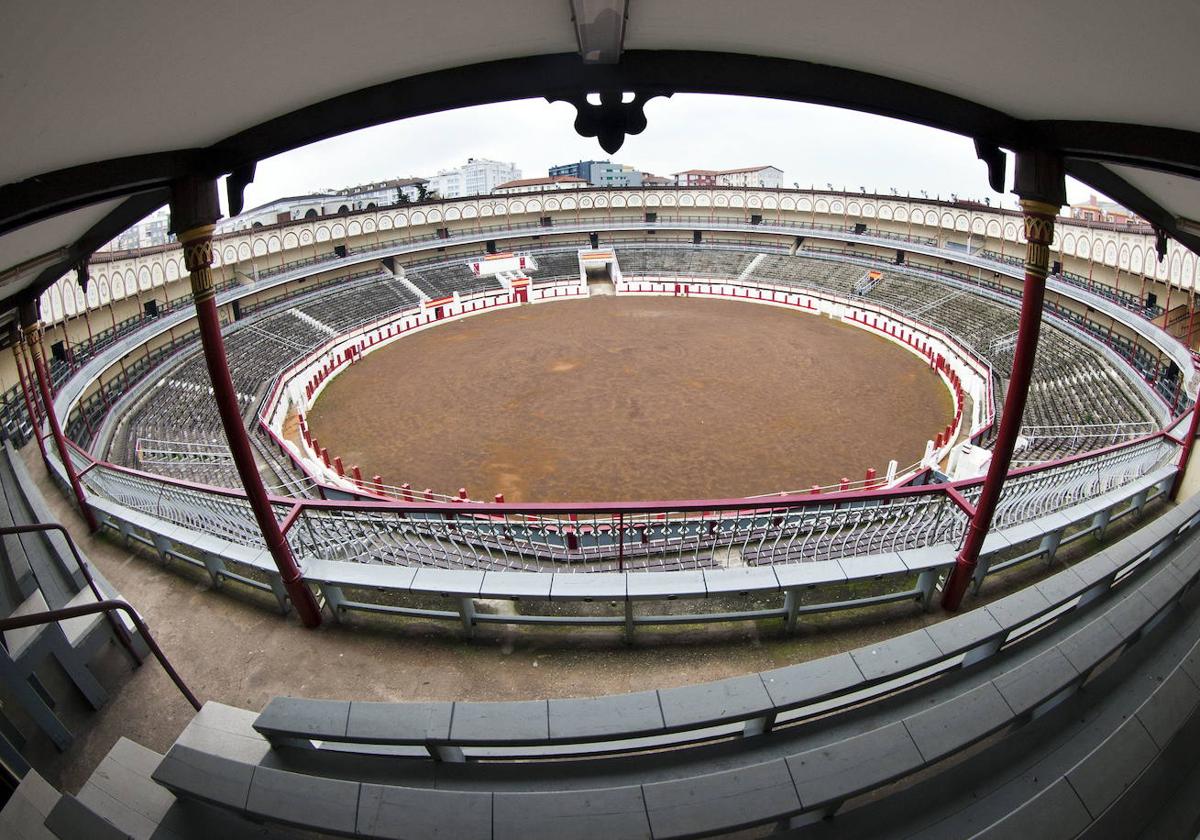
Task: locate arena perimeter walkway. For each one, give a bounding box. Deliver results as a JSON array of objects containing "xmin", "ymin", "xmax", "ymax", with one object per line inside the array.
[{"xmin": 13, "ymin": 443, "xmax": 1164, "ymax": 796}]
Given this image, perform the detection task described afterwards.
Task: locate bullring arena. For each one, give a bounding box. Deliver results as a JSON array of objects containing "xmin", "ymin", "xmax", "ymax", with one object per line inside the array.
[
  {"xmin": 305, "ymin": 291, "xmax": 954, "ymax": 502},
  {"xmin": 5, "ymin": 4, "xmax": 1200, "ymax": 836}
]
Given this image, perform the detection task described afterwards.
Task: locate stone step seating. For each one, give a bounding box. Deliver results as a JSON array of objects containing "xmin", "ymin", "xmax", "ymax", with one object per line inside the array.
[
  {"xmin": 0, "ymin": 442, "xmax": 144, "ymax": 759},
  {"xmin": 109, "ymin": 493, "xmax": 1200, "ymax": 838},
  {"xmin": 792, "ymin": 569, "xmax": 1200, "ymax": 838}
]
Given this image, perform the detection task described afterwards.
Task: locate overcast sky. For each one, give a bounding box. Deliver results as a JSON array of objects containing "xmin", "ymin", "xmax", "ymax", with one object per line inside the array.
[{"xmin": 233, "ymin": 94, "xmax": 1101, "ymax": 216}]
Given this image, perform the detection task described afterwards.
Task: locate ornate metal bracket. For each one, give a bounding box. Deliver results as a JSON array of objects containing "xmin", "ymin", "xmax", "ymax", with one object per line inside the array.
[
  {"xmin": 1154, "ymin": 226, "xmax": 1168, "ymax": 262},
  {"xmin": 974, "ymin": 139, "xmax": 1007, "ymax": 193},
  {"xmin": 225, "ymin": 162, "xmax": 257, "ymax": 218},
  {"xmin": 548, "ymin": 89, "xmax": 672, "ymax": 154}
]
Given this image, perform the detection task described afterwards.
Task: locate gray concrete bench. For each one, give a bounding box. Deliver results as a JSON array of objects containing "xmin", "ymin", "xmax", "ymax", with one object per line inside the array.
[
  {"xmin": 140, "ymin": 496, "xmax": 1200, "ymax": 838},
  {"xmin": 157, "ymin": 548, "xmax": 1199, "ymax": 839},
  {"xmin": 250, "ymin": 494, "xmax": 1200, "ymax": 761}
]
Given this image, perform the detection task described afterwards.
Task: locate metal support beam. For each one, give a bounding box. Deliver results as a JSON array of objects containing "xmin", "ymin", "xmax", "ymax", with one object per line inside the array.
[
  {"xmin": 942, "ymin": 151, "xmax": 1065, "ymax": 611},
  {"xmin": 19, "ymin": 303, "xmax": 99, "ymax": 533},
  {"xmin": 11, "ymin": 334, "xmax": 49, "ymax": 466},
  {"xmin": 169, "ymin": 176, "xmax": 322, "ymax": 629},
  {"xmin": 1172, "ymin": 403, "xmax": 1200, "ymax": 501}
]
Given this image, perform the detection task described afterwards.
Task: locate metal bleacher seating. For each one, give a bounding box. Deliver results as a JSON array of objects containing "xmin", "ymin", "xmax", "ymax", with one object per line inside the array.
[
  {"xmin": 401, "ymin": 261, "xmax": 502, "ymax": 298},
  {"xmin": 24, "ymin": 489, "xmax": 1199, "ymax": 838},
  {"xmin": 610, "ymin": 245, "xmax": 1158, "ymax": 462},
  {"xmin": 107, "ymin": 274, "xmax": 424, "ymax": 489}
]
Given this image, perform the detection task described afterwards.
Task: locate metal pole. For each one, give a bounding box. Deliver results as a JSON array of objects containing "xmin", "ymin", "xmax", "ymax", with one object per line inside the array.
[
  {"xmin": 1172, "ymin": 403, "xmax": 1200, "ymax": 501},
  {"xmin": 11, "ymin": 336, "xmax": 49, "ymax": 466},
  {"xmin": 170, "ymin": 176, "xmax": 321, "ymax": 628},
  {"xmin": 942, "ymin": 152, "xmax": 1064, "ymax": 611},
  {"xmin": 20, "ymin": 302, "xmax": 100, "ymax": 533}
]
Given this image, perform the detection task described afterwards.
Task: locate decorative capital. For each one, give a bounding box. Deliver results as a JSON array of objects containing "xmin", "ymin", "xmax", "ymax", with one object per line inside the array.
[
  {"xmin": 548, "ymin": 89, "xmax": 671, "ymax": 154},
  {"xmin": 179, "ymin": 225, "xmax": 216, "ymax": 273},
  {"xmin": 1020, "ymin": 199, "xmax": 1059, "ymax": 245}
]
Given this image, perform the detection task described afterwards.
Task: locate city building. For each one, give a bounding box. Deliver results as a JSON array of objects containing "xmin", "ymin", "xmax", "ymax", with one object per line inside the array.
[
  {"xmin": 590, "ymin": 161, "xmax": 642, "ymax": 187},
  {"xmin": 640, "ymin": 172, "xmax": 674, "ymax": 186},
  {"xmin": 549, "ymin": 160, "xmax": 604, "ymax": 182},
  {"xmin": 1070, "ymin": 193, "xmax": 1143, "ymax": 226},
  {"xmin": 102, "ymin": 206, "xmax": 173, "ymax": 251},
  {"xmin": 492, "ymin": 175, "xmax": 589, "ymax": 194},
  {"xmin": 428, "ymin": 158, "xmax": 521, "ymax": 199},
  {"xmin": 215, "ymin": 178, "xmax": 429, "ymax": 233},
  {"xmin": 550, "ymin": 159, "xmax": 642, "ymax": 187},
  {"xmin": 674, "ymin": 169, "xmax": 719, "ymax": 187},
  {"xmin": 672, "ymin": 165, "xmax": 785, "ymax": 189}
]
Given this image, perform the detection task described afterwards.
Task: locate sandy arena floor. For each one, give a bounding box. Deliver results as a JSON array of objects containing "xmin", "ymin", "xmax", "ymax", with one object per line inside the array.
[{"xmin": 307, "ymin": 296, "xmax": 953, "ymax": 502}]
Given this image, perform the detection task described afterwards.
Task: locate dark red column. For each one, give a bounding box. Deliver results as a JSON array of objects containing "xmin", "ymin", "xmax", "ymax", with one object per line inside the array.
[
  {"xmin": 170, "ymin": 177, "xmax": 321, "ymax": 628},
  {"xmin": 11, "ymin": 335, "xmax": 49, "ymax": 466},
  {"xmin": 1172, "ymin": 399, "xmax": 1200, "ymax": 500},
  {"xmin": 20, "ymin": 303, "xmax": 99, "ymax": 533},
  {"xmin": 942, "ymin": 152, "xmax": 1065, "ymax": 611}
]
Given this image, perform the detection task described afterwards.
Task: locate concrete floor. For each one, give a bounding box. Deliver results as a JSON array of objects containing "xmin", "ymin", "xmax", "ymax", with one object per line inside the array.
[{"xmin": 11, "ymin": 441, "xmax": 1171, "ymax": 795}]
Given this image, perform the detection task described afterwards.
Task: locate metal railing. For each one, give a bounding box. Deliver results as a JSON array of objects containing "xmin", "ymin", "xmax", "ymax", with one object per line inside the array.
[
  {"xmin": 0, "ymin": 522, "xmax": 142, "ymax": 665},
  {"xmin": 72, "ymin": 419, "xmax": 1182, "ymax": 574},
  {"xmin": 0, "ymin": 520, "xmax": 201, "ymax": 711},
  {"xmin": 0, "ymin": 599, "xmax": 201, "ymax": 711}
]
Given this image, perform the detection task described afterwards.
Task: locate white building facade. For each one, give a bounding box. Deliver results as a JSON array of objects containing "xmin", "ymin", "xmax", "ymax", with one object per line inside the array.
[
  {"xmin": 492, "ymin": 176, "xmax": 589, "ymax": 195},
  {"xmin": 429, "ymin": 158, "xmax": 521, "ymax": 199}
]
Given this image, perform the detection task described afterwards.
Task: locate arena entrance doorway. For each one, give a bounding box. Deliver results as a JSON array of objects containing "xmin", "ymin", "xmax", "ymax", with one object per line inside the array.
[{"xmin": 580, "ymin": 248, "xmax": 620, "ymax": 295}]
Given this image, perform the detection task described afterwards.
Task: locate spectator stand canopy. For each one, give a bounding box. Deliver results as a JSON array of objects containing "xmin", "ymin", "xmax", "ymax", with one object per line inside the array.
[{"xmin": 1, "ymin": 0, "xmax": 1199, "ymax": 318}]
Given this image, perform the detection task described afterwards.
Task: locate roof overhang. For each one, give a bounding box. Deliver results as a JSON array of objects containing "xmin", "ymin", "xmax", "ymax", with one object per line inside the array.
[{"xmin": 3, "ymin": 2, "xmax": 1199, "ymax": 309}]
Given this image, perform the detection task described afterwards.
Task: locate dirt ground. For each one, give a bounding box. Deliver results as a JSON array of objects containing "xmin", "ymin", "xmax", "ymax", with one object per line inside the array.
[{"xmin": 308, "ymin": 296, "xmax": 953, "ymax": 501}]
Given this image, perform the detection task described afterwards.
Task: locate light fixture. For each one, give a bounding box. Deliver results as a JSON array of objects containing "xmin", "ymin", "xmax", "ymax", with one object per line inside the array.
[
  {"xmin": 571, "ymin": 0, "xmax": 629, "ymax": 64},
  {"xmin": 1176, "ymin": 216, "xmax": 1200, "ymax": 237}
]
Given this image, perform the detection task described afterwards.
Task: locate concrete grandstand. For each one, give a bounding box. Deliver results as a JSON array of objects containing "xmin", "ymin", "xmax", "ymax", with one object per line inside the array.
[{"xmin": 2, "ymin": 3, "xmax": 1200, "ymax": 838}]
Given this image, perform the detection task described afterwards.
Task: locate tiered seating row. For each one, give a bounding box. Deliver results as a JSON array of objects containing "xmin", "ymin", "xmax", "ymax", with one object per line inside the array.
[
  {"xmin": 108, "ymin": 275, "xmax": 423, "ymax": 487},
  {"xmin": 89, "ymin": 489, "xmax": 1200, "ymax": 839}
]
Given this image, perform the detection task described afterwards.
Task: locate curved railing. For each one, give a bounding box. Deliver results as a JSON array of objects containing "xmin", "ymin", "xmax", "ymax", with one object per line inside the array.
[
  {"xmin": 71, "ymin": 421, "xmax": 1181, "ymax": 574},
  {"xmin": 38, "ymin": 230, "xmax": 1191, "ymax": 583}
]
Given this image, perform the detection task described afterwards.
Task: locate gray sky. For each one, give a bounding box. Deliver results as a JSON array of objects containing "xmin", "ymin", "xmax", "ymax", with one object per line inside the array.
[{"xmin": 235, "ymin": 95, "xmax": 1101, "ymax": 215}]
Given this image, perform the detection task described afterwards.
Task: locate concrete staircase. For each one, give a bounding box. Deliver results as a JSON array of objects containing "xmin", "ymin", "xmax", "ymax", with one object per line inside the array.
[
  {"xmin": 389, "ymin": 269, "xmax": 428, "ymax": 302},
  {"xmin": 738, "ymin": 253, "xmax": 765, "ymax": 282},
  {"xmin": 289, "ymin": 309, "xmax": 335, "ymax": 337}
]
